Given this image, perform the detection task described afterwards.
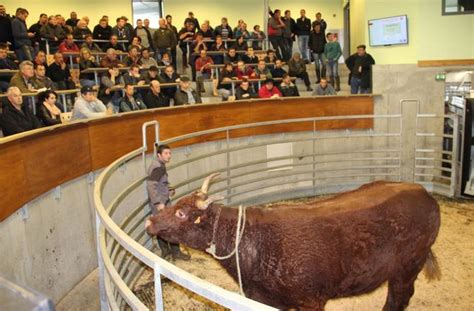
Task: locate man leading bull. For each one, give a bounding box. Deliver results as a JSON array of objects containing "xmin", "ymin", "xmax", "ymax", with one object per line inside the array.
[{"xmin": 146, "ymin": 144, "xmax": 191, "ymax": 261}]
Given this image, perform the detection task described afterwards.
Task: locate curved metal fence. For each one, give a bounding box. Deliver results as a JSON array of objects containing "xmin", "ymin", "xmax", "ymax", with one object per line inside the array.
[{"xmin": 93, "ymin": 104, "xmax": 458, "ymax": 310}]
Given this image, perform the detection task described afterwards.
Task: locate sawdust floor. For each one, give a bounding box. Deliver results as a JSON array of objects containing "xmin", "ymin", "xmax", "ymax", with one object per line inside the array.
[{"xmin": 133, "ymin": 195, "xmax": 474, "ymax": 311}]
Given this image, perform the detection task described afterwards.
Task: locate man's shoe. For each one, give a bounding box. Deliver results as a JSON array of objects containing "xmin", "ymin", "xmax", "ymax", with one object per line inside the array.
[
  {"xmin": 306, "ymin": 86, "xmax": 313, "ymax": 92},
  {"xmin": 173, "ymin": 251, "xmax": 191, "ymax": 261}
]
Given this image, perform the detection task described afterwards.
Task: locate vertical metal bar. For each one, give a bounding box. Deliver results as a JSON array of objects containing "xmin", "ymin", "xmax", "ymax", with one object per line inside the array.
[
  {"xmin": 61, "ymin": 94, "xmax": 67, "ymax": 112},
  {"xmin": 96, "ymin": 212, "xmax": 109, "ymax": 311},
  {"xmin": 94, "ymin": 71, "xmax": 99, "ymax": 86},
  {"xmin": 69, "ymin": 55, "xmax": 74, "ymax": 68},
  {"xmin": 450, "ymin": 115, "xmax": 460, "ymax": 197},
  {"xmin": 45, "ymin": 40, "xmax": 50, "ymax": 55},
  {"xmin": 231, "ymin": 81, "xmax": 235, "ymax": 95},
  {"xmin": 30, "ymin": 96, "xmax": 36, "ymax": 115},
  {"xmin": 153, "ymin": 262, "xmax": 164, "ymax": 311},
  {"xmin": 226, "ymin": 130, "xmax": 231, "ymax": 203},
  {"xmin": 312, "ymin": 120, "xmax": 317, "ymax": 195}
]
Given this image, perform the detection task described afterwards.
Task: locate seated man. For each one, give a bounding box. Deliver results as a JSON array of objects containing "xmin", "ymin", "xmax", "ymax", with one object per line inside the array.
[
  {"xmin": 241, "ymin": 47, "xmax": 259, "ymax": 64},
  {"xmin": 194, "ymin": 49, "xmax": 214, "ymax": 93},
  {"xmin": 216, "ymin": 62, "xmax": 237, "ymax": 100},
  {"xmin": 159, "ymin": 65, "xmax": 180, "ymax": 100},
  {"xmin": 81, "ymin": 34, "xmax": 102, "ymax": 52},
  {"xmin": 145, "ymin": 80, "xmax": 170, "ymax": 109},
  {"xmin": 119, "ymin": 84, "xmax": 147, "ymax": 112},
  {"xmin": 0, "ymin": 44, "xmax": 19, "ymax": 92},
  {"xmin": 312, "ymin": 77, "xmax": 335, "ymax": 96},
  {"xmin": 58, "ymin": 33, "xmax": 79, "ymax": 53},
  {"xmin": 72, "ymin": 86, "xmax": 113, "ymax": 119},
  {"xmin": 46, "ymin": 52, "xmax": 75, "ymax": 90},
  {"xmin": 224, "ymin": 48, "xmax": 240, "ymax": 64},
  {"xmin": 234, "ymin": 60, "xmax": 256, "ymax": 80},
  {"xmin": 123, "ymin": 45, "xmax": 140, "ymax": 67},
  {"xmin": 122, "ymin": 64, "xmax": 146, "ymax": 85},
  {"xmin": 157, "ymin": 52, "xmax": 172, "ymax": 67},
  {"xmin": 264, "ymin": 49, "xmax": 278, "ymax": 64},
  {"xmin": 258, "ymin": 78, "xmax": 282, "ymax": 99},
  {"xmin": 100, "ymin": 48, "xmax": 124, "ymax": 68},
  {"xmin": 9, "ymin": 60, "xmax": 37, "ymax": 93},
  {"xmin": 0, "ymin": 86, "xmax": 42, "ymax": 136},
  {"xmin": 33, "ymin": 63, "xmax": 55, "ymax": 90},
  {"xmin": 278, "ymin": 73, "xmax": 300, "ymax": 97},
  {"xmin": 143, "ymin": 65, "xmax": 159, "ymax": 84},
  {"xmin": 235, "ymin": 78, "xmax": 258, "ymax": 100},
  {"xmin": 140, "ymin": 48, "xmax": 158, "ymax": 69},
  {"xmin": 174, "ymin": 75, "xmax": 202, "ymax": 105},
  {"xmin": 103, "ymin": 35, "xmax": 125, "ymax": 52},
  {"xmin": 271, "ymin": 59, "xmax": 287, "ymax": 79},
  {"xmin": 288, "ymin": 52, "xmax": 313, "ymax": 92},
  {"xmin": 254, "ymin": 60, "xmax": 272, "ymax": 79}
]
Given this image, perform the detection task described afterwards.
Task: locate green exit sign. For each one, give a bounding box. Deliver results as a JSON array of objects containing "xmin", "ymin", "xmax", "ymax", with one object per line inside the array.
[{"xmin": 435, "ymin": 73, "xmax": 446, "ymax": 81}]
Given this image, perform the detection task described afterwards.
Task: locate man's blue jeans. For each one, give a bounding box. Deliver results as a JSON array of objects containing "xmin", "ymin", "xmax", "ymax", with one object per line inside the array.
[
  {"xmin": 350, "ymin": 77, "xmax": 370, "ymax": 94},
  {"xmin": 298, "ymin": 35, "xmax": 309, "ymax": 60}
]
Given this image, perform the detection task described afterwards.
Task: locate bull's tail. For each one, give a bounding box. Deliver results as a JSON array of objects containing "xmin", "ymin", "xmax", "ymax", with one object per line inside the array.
[{"xmin": 423, "ymin": 249, "xmax": 441, "ymax": 282}]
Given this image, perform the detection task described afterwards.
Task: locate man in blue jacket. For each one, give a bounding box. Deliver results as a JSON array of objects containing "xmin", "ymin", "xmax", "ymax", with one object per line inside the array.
[{"xmin": 11, "ymin": 8, "xmax": 35, "ymax": 61}]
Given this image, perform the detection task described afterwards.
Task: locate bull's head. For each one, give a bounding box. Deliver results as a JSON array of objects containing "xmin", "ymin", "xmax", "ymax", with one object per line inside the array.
[{"xmin": 145, "ymin": 173, "xmax": 224, "ymax": 250}]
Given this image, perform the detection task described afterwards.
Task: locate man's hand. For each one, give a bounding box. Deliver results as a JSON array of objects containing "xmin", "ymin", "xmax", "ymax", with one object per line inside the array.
[
  {"xmin": 358, "ymin": 66, "xmax": 362, "ymax": 73},
  {"xmin": 156, "ymin": 203, "xmax": 166, "ymax": 211},
  {"xmin": 169, "ymin": 189, "xmax": 176, "ymax": 197},
  {"xmin": 106, "ymin": 106, "xmax": 114, "ymax": 115}
]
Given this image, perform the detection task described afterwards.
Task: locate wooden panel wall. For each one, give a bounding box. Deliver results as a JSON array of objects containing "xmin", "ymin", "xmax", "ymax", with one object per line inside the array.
[{"xmin": 0, "ymin": 96, "xmax": 374, "ymax": 221}]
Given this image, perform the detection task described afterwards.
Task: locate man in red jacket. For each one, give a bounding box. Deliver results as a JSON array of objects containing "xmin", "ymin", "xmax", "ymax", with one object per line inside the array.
[{"xmin": 258, "ymin": 78, "xmax": 282, "ymax": 98}]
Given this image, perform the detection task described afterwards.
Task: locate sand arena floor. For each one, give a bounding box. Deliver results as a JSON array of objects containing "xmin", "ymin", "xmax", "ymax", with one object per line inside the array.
[{"xmin": 133, "ymin": 195, "xmax": 474, "ymax": 311}]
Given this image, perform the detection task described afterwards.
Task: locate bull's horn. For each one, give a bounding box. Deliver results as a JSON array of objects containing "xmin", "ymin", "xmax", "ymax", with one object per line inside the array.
[
  {"xmin": 196, "ymin": 194, "xmax": 225, "ymax": 210},
  {"xmin": 200, "ymin": 173, "xmax": 221, "ymax": 194}
]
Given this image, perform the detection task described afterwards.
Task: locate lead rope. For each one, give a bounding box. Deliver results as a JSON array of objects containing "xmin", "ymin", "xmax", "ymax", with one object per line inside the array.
[{"xmin": 206, "ymin": 205, "xmax": 247, "ymax": 296}]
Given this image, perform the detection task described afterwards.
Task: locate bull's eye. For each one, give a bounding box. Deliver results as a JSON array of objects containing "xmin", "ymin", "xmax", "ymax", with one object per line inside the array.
[{"xmin": 175, "ymin": 209, "xmax": 186, "ymax": 219}]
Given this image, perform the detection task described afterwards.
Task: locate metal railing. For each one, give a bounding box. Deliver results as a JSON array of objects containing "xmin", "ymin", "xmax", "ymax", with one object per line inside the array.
[{"xmin": 93, "ymin": 105, "xmax": 456, "ymax": 310}]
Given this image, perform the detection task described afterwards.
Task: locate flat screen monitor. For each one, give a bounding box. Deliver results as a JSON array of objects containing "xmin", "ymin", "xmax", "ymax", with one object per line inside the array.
[{"xmin": 368, "ymin": 15, "xmax": 408, "ymax": 46}]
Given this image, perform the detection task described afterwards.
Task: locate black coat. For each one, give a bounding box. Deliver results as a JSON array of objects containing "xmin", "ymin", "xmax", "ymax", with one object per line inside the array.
[
  {"xmin": 93, "ymin": 24, "xmax": 112, "ymax": 42},
  {"xmin": 36, "ymin": 103, "xmax": 61, "ymax": 126},
  {"xmin": 144, "ymin": 91, "xmax": 170, "ymax": 109},
  {"xmin": 345, "ymin": 53, "xmax": 376, "ymax": 89},
  {"xmin": 308, "ymin": 31, "xmax": 326, "ymax": 54},
  {"xmin": 295, "ymin": 17, "xmax": 311, "ymax": 36},
  {"xmin": 0, "ymin": 15, "xmax": 13, "ymax": 44},
  {"xmin": 158, "ymin": 72, "xmax": 179, "ymax": 99},
  {"xmin": 0, "ymin": 101, "xmax": 42, "ymax": 136}
]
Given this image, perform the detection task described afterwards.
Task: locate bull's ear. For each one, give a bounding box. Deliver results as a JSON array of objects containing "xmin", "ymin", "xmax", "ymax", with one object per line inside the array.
[{"xmin": 145, "ymin": 217, "xmax": 159, "ymax": 235}]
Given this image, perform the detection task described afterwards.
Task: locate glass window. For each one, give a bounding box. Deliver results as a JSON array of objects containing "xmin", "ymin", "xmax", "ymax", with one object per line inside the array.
[
  {"xmin": 442, "ymin": 0, "xmax": 474, "ymax": 15},
  {"xmin": 132, "ymin": 0, "xmax": 162, "ymax": 28}
]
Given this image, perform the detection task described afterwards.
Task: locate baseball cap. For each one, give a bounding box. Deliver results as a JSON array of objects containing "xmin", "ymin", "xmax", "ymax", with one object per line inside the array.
[
  {"xmin": 81, "ymin": 86, "xmax": 94, "ymax": 94},
  {"xmin": 180, "ymin": 75, "xmax": 191, "ymax": 82}
]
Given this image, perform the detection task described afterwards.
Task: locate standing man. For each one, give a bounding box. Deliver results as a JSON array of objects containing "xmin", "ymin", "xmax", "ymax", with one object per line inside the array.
[
  {"xmin": 0, "ymin": 5, "xmax": 13, "ymax": 45},
  {"xmin": 134, "ymin": 19, "xmax": 153, "ymax": 51},
  {"xmin": 165, "ymin": 15, "xmax": 178, "ymax": 69},
  {"xmin": 309, "ymin": 23, "xmax": 327, "ymax": 83},
  {"xmin": 12, "ymin": 8, "xmax": 35, "ymax": 61},
  {"xmin": 267, "ymin": 9, "xmax": 287, "ymax": 61},
  {"xmin": 146, "ymin": 145, "xmax": 191, "ymax": 261},
  {"xmin": 312, "ymin": 12, "xmax": 327, "ymax": 35},
  {"xmin": 323, "ymin": 33, "xmax": 342, "ymax": 91},
  {"xmin": 153, "ymin": 18, "xmax": 175, "ymax": 61},
  {"xmin": 282, "ymin": 10, "xmax": 296, "ymax": 61},
  {"xmin": 345, "ymin": 44, "xmax": 376, "ymax": 94},
  {"xmin": 295, "ymin": 9, "xmax": 311, "ymax": 63}
]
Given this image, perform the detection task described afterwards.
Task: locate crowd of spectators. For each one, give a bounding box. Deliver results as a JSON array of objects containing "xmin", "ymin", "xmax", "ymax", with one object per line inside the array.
[{"xmin": 0, "ymin": 5, "xmax": 375, "ymax": 137}]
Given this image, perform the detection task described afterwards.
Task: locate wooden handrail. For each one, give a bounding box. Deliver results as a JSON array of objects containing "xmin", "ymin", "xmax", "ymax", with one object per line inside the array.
[
  {"xmin": 418, "ymin": 59, "xmax": 474, "ymax": 67},
  {"xmin": 0, "ymin": 96, "xmax": 375, "ymax": 222}
]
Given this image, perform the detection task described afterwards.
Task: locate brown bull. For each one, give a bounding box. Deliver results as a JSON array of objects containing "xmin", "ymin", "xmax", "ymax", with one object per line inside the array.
[{"xmin": 146, "ymin": 174, "xmax": 441, "ymax": 311}]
